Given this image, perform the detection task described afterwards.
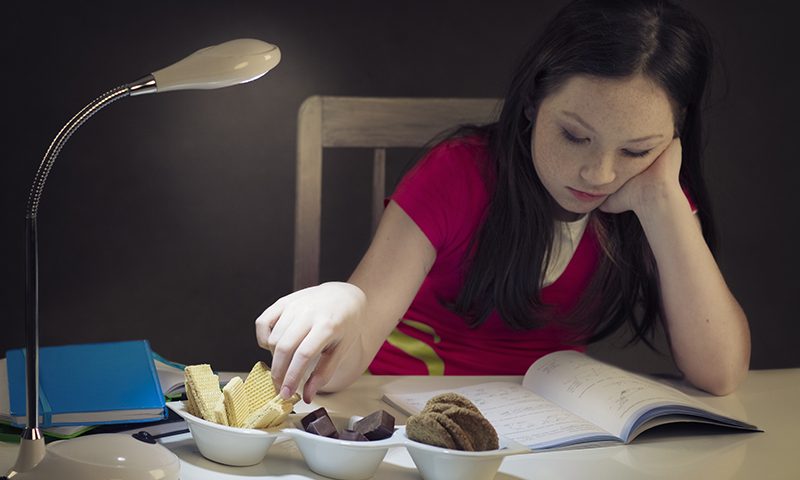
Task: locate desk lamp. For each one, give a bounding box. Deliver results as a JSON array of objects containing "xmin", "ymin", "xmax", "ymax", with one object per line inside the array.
[{"xmin": 3, "ymin": 38, "xmax": 281, "ymax": 480}]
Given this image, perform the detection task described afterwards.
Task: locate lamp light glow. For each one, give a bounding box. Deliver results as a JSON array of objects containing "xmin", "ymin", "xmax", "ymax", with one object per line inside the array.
[{"xmin": 5, "ymin": 38, "xmax": 280, "ymax": 480}]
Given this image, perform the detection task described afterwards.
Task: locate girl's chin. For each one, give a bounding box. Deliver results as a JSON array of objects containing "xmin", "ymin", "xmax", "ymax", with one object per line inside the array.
[{"xmin": 551, "ymin": 201, "xmax": 592, "ymax": 221}]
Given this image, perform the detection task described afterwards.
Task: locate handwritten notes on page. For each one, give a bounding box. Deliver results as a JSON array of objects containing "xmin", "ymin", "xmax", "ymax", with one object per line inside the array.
[{"xmin": 523, "ymin": 351, "xmax": 704, "ymax": 438}]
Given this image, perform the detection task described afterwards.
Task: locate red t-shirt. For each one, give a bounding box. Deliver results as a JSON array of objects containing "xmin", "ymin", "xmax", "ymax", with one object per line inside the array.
[{"xmin": 368, "ymin": 137, "xmax": 600, "ymax": 376}]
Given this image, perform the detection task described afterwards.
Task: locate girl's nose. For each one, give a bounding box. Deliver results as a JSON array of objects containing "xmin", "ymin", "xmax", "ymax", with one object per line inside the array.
[{"xmin": 580, "ymin": 153, "xmax": 616, "ymax": 186}]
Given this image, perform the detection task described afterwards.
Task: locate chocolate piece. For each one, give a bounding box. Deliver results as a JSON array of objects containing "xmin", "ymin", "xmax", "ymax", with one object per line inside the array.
[
  {"xmin": 306, "ymin": 415, "xmax": 339, "ymax": 438},
  {"xmin": 339, "ymin": 429, "xmax": 368, "ymax": 441},
  {"xmin": 301, "ymin": 407, "xmax": 330, "ymax": 431},
  {"xmin": 353, "ymin": 410, "xmax": 395, "ymax": 441}
]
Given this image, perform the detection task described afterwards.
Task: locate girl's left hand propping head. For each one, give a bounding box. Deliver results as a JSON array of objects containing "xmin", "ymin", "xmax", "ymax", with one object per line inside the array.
[{"xmin": 599, "ymin": 137, "xmax": 683, "ymax": 215}]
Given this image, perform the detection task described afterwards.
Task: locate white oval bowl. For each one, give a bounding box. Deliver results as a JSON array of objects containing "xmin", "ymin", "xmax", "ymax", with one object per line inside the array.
[
  {"xmin": 166, "ymin": 401, "xmax": 282, "ymax": 466},
  {"xmin": 400, "ymin": 427, "xmax": 530, "ymax": 480},
  {"xmin": 282, "ymin": 415, "xmax": 404, "ymax": 480}
]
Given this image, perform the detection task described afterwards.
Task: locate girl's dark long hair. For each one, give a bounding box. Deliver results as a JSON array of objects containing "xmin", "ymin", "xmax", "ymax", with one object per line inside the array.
[{"xmin": 453, "ymin": 0, "xmax": 717, "ymax": 346}]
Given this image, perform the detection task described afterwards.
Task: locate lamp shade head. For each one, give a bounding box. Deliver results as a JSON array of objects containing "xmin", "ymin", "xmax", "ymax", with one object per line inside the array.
[{"xmin": 151, "ymin": 38, "xmax": 280, "ymax": 93}]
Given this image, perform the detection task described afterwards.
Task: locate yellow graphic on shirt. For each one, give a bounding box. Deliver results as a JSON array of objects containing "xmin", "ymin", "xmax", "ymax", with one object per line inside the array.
[{"xmin": 386, "ymin": 319, "xmax": 444, "ymax": 375}]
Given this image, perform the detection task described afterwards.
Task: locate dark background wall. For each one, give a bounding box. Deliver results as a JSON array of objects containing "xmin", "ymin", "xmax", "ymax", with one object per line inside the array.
[{"xmin": 1, "ymin": 1, "xmax": 797, "ymax": 375}]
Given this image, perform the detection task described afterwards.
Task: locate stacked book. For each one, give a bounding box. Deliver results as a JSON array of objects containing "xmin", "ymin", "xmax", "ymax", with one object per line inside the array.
[{"xmin": 1, "ymin": 340, "xmax": 190, "ymax": 439}]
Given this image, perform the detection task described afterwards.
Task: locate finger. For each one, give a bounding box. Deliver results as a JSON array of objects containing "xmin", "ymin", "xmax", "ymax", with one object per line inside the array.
[
  {"xmin": 268, "ymin": 315, "xmax": 314, "ymax": 388},
  {"xmin": 279, "ymin": 324, "xmax": 337, "ymax": 399},
  {"xmin": 597, "ymin": 197, "xmax": 621, "ymax": 214},
  {"xmin": 669, "ymin": 138, "xmax": 683, "ymax": 166},
  {"xmin": 659, "ymin": 137, "xmax": 682, "ymax": 167},
  {"xmin": 302, "ymin": 346, "xmax": 346, "ymax": 402},
  {"xmin": 302, "ymin": 368, "xmax": 327, "ymax": 403},
  {"xmin": 255, "ymin": 289, "xmax": 305, "ymax": 348},
  {"xmin": 254, "ymin": 301, "xmax": 287, "ymax": 349},
  {"xmin": 266, "ymin": 301, "xmax": 306, "ymax": 351}
]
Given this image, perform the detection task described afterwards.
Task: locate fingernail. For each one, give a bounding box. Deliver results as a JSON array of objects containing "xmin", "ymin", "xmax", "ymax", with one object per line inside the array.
[
  {"xmin": 280, "ymin": 386, "xmax": 292, "ymax": 400},
  {"xmin": 303, "ymin": 383, "xmax": 315, "ymax": 404}
]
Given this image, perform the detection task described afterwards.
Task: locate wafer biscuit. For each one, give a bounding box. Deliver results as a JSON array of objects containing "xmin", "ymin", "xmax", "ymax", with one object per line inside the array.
[
  {"xmin": 213, "ymin": 401, "xmax": 229, "ymax": 426},
  {"xmin": 183, "ymin": 361, "xmax": 299, "ymax": 430},
  {"xmin": 269, "ymin": 393, "xmax": 300, "ymax": 427},
  {"xmin": 242, "ymin": 393, "xmax": 300, "ymax": 429},
  {"xmin": 244, "ymin": 361, "xmax": 276, "ymax": 411},
  {"xmin": 184, "ymin": 381, "xmax": 199, "ymax": 417},
  {"xmin": 185, "ymin": 364, "xmax": 224, "ymax": 423},
  {"xmin": 223, "ymin": 376, "xmax": 251, "ymax": 428}
]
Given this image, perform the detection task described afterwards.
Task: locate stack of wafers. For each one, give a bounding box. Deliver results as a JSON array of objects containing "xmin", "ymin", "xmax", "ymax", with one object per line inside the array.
[{"xmin": 184, "ymin": 361, "xmax": 300, "ymax": 429}]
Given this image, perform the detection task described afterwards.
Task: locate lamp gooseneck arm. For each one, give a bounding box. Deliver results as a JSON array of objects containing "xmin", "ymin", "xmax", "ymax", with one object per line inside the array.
[
  {"xmin": 15, "ymin": 76, "xmax": 153, "ymax": 473},
  {"xmin": 27, "ymin": 82, "xmax": 141, "ymax": 218}
]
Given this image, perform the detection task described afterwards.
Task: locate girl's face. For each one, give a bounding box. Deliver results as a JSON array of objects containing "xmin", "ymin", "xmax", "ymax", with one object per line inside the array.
[{"xmin": 531, "ymin": 74, "xmax": 676, "ymax": 216}]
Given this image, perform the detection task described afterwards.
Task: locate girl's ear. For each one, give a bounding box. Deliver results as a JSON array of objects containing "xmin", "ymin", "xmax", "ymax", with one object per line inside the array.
[{"xmin": 524, "ymin": 105, "xmax": 535, "ymax": 121}]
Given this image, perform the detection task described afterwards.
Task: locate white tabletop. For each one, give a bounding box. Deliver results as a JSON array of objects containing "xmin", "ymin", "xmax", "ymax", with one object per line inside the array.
[{"xmin": 2, "ymin": 369, "xmax": 798, "ymax": 479}]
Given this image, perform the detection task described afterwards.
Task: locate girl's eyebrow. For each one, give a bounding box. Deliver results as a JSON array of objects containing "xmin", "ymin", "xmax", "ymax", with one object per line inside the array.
[{"xmin": 560, "ymin": 110, "xmax": 665, "ymax": 143}]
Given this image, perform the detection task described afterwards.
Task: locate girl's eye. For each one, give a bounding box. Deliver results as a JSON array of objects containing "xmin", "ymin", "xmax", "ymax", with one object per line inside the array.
[
  {"xmin": 560, "ymin": 128, "xmax": 589, "ymax": 145},
  {"xmin": 621, "ymin": 149, "xmax": 652, "ymax": 158}
]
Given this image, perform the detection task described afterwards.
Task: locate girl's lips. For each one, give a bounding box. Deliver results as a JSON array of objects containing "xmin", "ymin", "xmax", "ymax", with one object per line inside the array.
[{"xmin": 567, "ymin": 187, "xmax": 608, "ymax": 202}]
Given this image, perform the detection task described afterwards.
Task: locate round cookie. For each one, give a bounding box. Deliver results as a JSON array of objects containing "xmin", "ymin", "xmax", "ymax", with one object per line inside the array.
[
  {"xmin": 407, "ymin": 392, "xmax": 499, "ymax": 451},
  {"xmin": 441, "ymin": 405, "xmax": 499, "ymax": 450},
  {"xmin": 407, "ymin": 412, "xmax": 458, "ymax": 449},
  {"xmin": 423, "ymin": 393, "xmax": 480, "ymax": 413}
]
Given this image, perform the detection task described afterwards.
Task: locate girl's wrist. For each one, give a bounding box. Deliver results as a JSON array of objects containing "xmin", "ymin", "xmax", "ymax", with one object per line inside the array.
[{"xmin": 632, "ymin": 182, "xmax": 688, "ymax": 223}]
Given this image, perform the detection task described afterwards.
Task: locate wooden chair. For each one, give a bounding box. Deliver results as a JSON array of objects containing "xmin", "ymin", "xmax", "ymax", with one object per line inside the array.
[{"xmin": 294, "ymin": 95, "xmax": 502, "ymax": 290}]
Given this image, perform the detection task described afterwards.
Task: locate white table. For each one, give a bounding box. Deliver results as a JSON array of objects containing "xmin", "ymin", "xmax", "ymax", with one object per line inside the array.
[{"xmin": 2, "ymin": 369, "xmax": 798, "ymax": 479}]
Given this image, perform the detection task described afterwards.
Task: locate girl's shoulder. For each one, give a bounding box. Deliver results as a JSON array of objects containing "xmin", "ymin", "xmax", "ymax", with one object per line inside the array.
[
  {"xmin": 392, "ymin": 133, "xmax": 493, "ymax": 253},
  {"xmin": 431, "ymin": 133, "xmax": 489, "ymax": 156},
  {"xmin": 419, "ymin": 133, "xmax": 493, "ymax": 180}
]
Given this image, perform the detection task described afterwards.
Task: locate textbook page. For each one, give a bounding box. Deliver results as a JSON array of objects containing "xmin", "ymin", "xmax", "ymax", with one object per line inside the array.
[
  {"xmin": 522, "ymin": 350, "xmax": 724, "ymax": 440},
  {"xmin": 384, "ymin": 381, "xmax": 616, "ymax": 450}
]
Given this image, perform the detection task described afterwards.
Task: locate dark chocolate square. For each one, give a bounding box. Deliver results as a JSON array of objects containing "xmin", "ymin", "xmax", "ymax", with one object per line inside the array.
[
  {"xmin": 307, "ymin": 415, "xmax": 339, "ymax": 438},
  {"xmin": 353, "ymin": 410, "xmax": 395, "ymax": 441},
  {"xmin": 300, "ymin": 407, "xmax": 331, "ymax": 431}
]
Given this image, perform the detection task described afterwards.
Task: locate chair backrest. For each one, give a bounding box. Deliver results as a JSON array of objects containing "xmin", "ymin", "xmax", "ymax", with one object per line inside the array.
[{"xmin": 294, "ymin": 95, "xmax": 502, "ymax": 290}]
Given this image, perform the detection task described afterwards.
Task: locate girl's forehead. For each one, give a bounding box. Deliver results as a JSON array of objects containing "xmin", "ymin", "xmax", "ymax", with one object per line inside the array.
[{"xmin": 539, "ymin": 74, "xmax": 676, "ymax": 133}]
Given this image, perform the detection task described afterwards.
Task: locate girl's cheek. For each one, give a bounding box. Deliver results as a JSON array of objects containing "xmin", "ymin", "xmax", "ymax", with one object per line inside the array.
[{"xmin": 622, "ymin": 159, "xmax": 652, "ymax": 180}]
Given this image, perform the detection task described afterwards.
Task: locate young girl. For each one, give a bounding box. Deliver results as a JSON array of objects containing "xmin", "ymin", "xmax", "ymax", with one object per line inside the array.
[{"xmin": 256, "ymin": 0, "xmax": 750, "ymax": 402}]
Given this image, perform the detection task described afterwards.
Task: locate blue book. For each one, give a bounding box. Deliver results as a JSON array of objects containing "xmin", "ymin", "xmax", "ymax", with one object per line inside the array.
[{"xmin": 6, "ymin": 340, "xmax": 167, "ymax": 427}]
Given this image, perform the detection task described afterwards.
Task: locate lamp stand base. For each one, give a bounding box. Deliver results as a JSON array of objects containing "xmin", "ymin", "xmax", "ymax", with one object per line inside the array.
[
  {"xmin": 6, "ymin": 433, "xmax": 180, "ymax": 480},
  {"xmin": 9, "ymin": 437, "xmax": 45, "ymax": 474}
]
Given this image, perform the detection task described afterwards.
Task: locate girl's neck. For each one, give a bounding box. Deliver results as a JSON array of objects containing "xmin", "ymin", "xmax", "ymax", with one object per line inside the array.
[{"xmin": 552, "ymin": 206, "xmax": 587, "ymax": 223}]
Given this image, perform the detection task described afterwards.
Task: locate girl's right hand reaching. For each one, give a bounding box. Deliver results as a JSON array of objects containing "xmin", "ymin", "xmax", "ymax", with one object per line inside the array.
[
  {"xmin": 255, "ymin": 281, "xmax": 367, "ymax": 402},
  {"xmin": 255, "ymin": 201, "xmax": 437, "ymax": 402}
]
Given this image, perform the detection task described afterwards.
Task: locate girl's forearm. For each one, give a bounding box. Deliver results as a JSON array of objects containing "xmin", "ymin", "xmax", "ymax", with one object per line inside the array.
[
  {"xmin": 636, "ymin": 189, "xmax": 750, "ymax": 395},
  {"xmin": 314, "ymin": 202, "xmax": 435, "ymax": 395}
]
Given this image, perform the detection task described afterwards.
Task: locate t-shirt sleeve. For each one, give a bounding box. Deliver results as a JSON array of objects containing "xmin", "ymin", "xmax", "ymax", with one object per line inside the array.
[
  {"xmin": 390, "ymin": 140, "xmax": 490, "ymax": 255},
  {"xmin": 681, "ymin": 185, "xmax": 698, "ymax": 214}
]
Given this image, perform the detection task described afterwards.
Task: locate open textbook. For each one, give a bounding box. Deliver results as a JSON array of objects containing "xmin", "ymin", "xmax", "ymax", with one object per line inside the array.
[{"xmin": 383, "ymin": 350, "xmax": 760, "ymax": 450}]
